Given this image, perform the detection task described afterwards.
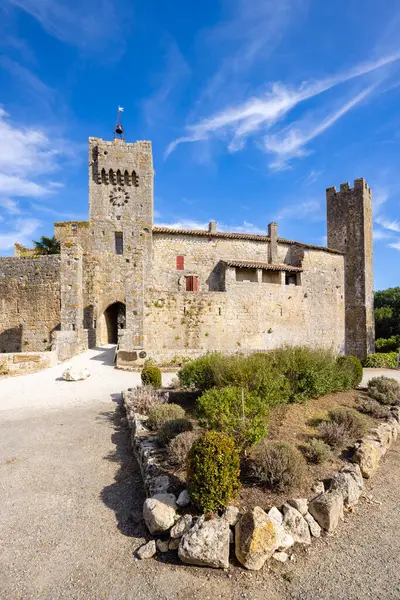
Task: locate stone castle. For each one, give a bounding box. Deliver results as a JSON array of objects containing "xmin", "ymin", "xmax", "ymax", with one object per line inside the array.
[{"xmin": 0, "ymin": 136, "xmax": 375, "ymax": 368}]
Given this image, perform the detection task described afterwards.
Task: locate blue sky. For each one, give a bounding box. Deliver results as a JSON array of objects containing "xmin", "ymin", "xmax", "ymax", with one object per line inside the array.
[{"xmin": 0, "ymin": 0, "xmax": 399, "ymax": 290}]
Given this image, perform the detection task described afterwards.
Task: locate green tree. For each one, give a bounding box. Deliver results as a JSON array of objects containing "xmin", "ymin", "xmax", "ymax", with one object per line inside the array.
[
  {"xmin": 33, "ymin": 236, "xmax": 61, "ymax": 255},
  {"xmin": 374, "ymin": 287, "xmax": 400, "ymax": 339}
]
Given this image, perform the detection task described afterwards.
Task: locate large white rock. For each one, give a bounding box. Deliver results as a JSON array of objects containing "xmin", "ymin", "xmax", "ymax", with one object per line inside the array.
[
  {"xmin": 330, "ymin": 464, "xmax": 364, "ymax": 508},
  {"xmin": 304, "ymin": 512, "xmax": 322, "ymax": 538},
  {"xmin": 62, "ymin": 367, "xmax": 90, "ymax": 381},
  {"xmin": 288, "ymin": 498, "xmax": 308, "ymax": 516},
  {"xmin": 137, "ymin": 540, "xmax": 156, "ymax": 559},
  {"xmin": 282, "ymin": 504, "xmax": 311, "ymax": 546},
  {"xmin": 351, "ymin": 439, "xmax": 381, "ymax": 478},
  {"xmin": 143, "ymin": 493, "xmax": 177, "ymax": 535},
  {"xmin": 179, "ymin": 516, "xmax": 230, "ymax": 569},
  {"xmin": 268, "ymin": 507, "xmax": 294, "ymax": 551},
  {"xmin": 308, "ymin": 489, "xmax": 344, "ymax": 533},
  {"xmin": 170, "ymin": 514, "xmax": 193, "ymax": 539},
  {"xmin": 235, "ymin": 507, "xmax": 278, "ymax": 570},
  {"xmin": 223, "ymin": 505, "xmax": 240, "ymax": 526}
]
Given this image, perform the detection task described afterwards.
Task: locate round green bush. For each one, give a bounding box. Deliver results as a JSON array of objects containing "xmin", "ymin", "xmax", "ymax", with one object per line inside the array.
[
  {"xmin": 157, "ymin": 418, "xmax": 193, "ymax": 446},
  {"xmin": 328, "ymin": 407, "xmax": 366, "ymax": 439},
  {"xmin": 197, "ymin": 386, "xmax": 269, "ymax": 448},
  {"xmin": 357, "ymin": 396, "xmax": 392, "ymax": 419},
  {"xmin": 147, "ymin": 403, "xmax": 185, "ymax": 430},
  {"xmin": 187, "ymin": 431, "xmax": 241, "ymax": 513},
  {"xmin": 168, "ymin": 430, "xmax": 199, "ymax": 468},
  {"xmin": 375, "ymin": 336, "xmax": 400, "ymax": 353},
  {"xmin": 301, "ymin": 438, "xmax": 331, "ymax": 464},
  {"xmin": 141, "ymin": 361, "xmax": 162, "ymax": 387},
  {"xmin": 247, "ymin": 440, "xmax": 307, "ymax": 493},
  {"xmin": 367, "ymin": 376, "xmax": 400, "ymax": 405},
  {"xmin": 336, "ymin": 355, "xmax": 363, "ymax": 387}
]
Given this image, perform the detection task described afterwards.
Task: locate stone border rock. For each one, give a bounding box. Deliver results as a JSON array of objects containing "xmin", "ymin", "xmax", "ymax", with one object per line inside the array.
[{"xmin": 122, "ymin": 388, "xmax": 400, "ymax": 571}]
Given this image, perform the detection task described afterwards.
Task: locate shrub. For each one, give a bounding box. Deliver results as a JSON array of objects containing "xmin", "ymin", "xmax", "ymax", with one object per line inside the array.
[
  {"xmin": 187, "ymin": 431, "xmax": 241, "ymax": 513},
  {"xmin": 178, "ymin": 353, "xmax": 222, "ymax": 390},
  {"xmin": 147, "ymin": 403, "xmax": 185, "ymax": 430},
  {"xmin": 367, "ymin": 376, "xmax": 400, "ymax": 405},
  {"xmin": 363, "ymin": 352, "xmax": 398, "ymax": 369},
  {"xmin": 336, "ymin": 355, "xmax": 363, "ymax": 387},
  {"xmin": 247, "ymin": 440, "xmax": 307, "ymax": 493},
  {"xmin": 197, "ymin": 386, "xmax": 269, "ymax": 447},
  {"xmin": 375, "ymin": 336, "xmax": 400, "ymax": 353},
  {"xmin": 141, "ymin": 361, "xmax": 162, "ymax": 387},
  {"xmin": 157, "ymin": 418, "xmax": 193, "ymax": 446},
  {"xmin": 319, "ymin": 407, "xmax": 366, "ymax": 448},
  {"xmin": 318, "ymin": 421, "xmax": 348, "ymax": 448},
  {"xmin": 168, "ymin": 430, "xmax": 199, "ymax": 468},
  {"xmin": 269, "ymin": 346, "xmax": 343, "ymax": 402},
  {"xmin": 328, "ymin": 407, "xmax": 366, "ymax": 439},
  {"xmin": 128, "ymin": 385, "xmax": 166, "ymax": 415},
  {"xmin": 301, "ymin": 438, "xmax": 331, "ymax": 464},
  {"xmin": 357, "ymin": 396, "xmax": 392, "ymax": 419}
]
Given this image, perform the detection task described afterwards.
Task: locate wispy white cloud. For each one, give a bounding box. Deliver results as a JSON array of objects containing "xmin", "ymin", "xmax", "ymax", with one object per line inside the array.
[
  {"xmin": 167, "ymin": 53, "xmax": 400, "ymax": 164},
  {"xmin": 143, "ymin": 38, "xmax": 191, "ymax": 127},
  {"xmin": 265, "ymin": 86, "xmax": 375, "ymax": 170},
  {"xmin": 0, "ymin": 197, "xmax": 21, "ymax": 214},
  {"xmin": 373, "ymin": 228, "xmax": 396, "ymax": 240},
  {"xmin": 389, "ymin": 240, "xmax": 400, "ymax": 251},
  {"xmin": 376, "ymin": 215, "xmax": 400, "ymax": 232},
  {"xmin": 7, "ymin": 0, "xmax": 128, "ymax": 58},
  {"xmin": 0, "ymin": 217, "xmax": 41, "ymax": 250}
]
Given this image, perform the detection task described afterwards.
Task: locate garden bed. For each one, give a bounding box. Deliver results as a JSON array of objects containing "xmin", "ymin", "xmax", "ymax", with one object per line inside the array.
[{"xmin": 122, "ymin": 349, "xmax": 400, "ymax": 571}]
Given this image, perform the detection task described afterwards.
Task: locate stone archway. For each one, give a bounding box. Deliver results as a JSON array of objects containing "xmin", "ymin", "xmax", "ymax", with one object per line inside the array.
[{"xmin": 98, "ymin": 302, "xmax": 126, "ymax": 345}]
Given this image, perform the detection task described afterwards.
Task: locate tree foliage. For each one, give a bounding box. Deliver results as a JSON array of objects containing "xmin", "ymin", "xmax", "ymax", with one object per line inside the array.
[
  {"xmin": 374, "ymin": 287, "xmax": 400, "ymax": 339},
  {"xmin": 33, "ymin": 235, "xmax": 61, "ymax": 255}
]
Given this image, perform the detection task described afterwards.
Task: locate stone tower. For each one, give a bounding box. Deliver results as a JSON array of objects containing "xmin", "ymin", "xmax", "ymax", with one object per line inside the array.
[
  {"xmin": 326, "ymin": 178, "xmax": 375, "ymax": 359},
  {"xmin": 88, "ymin": 137, "xmax": 154, "ymax": 362}
]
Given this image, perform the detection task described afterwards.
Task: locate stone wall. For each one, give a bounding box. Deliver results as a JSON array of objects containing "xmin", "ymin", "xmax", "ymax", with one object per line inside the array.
[
  {"xmin": 0, "ymin": 351, "xmax": 57, "ymax": 376},
  {"xmin": 327, "ymin": 179, "xmax": 375, "ymax": 359},
  {"xmin": 0, "ymin": 256, "xmax": 61, "ymax": 353},
  {"xmin": 143, "ymin": 245, "xmax": 345, "ymax": 363}
]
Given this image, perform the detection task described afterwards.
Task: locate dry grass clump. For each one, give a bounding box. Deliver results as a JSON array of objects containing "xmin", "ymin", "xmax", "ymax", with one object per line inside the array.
[
  {"xmin": 246, "ymin": 440, "xmax": 307, "ymax": 493},
  {"xmin": 157, "ymin": 418, "xmax": 193, "ymax": 446},
  {"xmin": 300, "ymin": 438, "xmax": 331, "ymax": 464},
  {"xmin": 319, "ymin": 407, "xmax": 366, "ymax": 448},
  {"xmin": 357, "ymin": 396, "xmax": 392, "ymax": 419},
  {"xmin": 168, "ymin": 430, "xmax": 199, "ymax": 468},
  {"xmin": 129, "ymin": 385, "xmax": 166, "ymax": 415},
  {"xmin": 367, "ymin": 376, "xmax": 400, "ymax": 406}
]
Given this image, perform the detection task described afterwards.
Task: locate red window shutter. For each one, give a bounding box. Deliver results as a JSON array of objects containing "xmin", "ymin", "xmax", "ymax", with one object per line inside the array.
[
  {"xmin": 193, "ymin": 276, "xmax": 198, "ymax": 292},
  {"xmin": 186, "ymin": 276, "xmax": 192, "ymax": 291},
  {"xmin": 176, "ymin": 255, "xmax": 184, "ymax": 270}
]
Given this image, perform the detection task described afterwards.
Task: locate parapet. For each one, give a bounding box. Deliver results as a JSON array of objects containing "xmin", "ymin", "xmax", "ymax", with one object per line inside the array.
[{"xmin": 326, "ymin": 178, "xmax": 371, "ymax": 198}]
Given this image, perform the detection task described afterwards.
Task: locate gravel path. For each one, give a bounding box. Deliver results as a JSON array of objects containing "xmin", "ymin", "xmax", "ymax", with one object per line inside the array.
[{"xmin": 0, "ymin": 353, "xmax": 399, "ymax": 599}]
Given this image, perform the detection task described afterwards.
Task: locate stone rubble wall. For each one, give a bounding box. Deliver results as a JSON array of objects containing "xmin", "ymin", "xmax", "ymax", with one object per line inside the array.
[
  {"xmin": 0, "ymin": 351, "xmax": 57, "ymax": 376},
  {"xmin": 0, "ymin": 256, "xmax": 61, "ymax": 353},
  {"xmin": 144, "ymin": 247, "xmax": 345, "ymax": 362},
  {"xmin": 123, "ymin": 385, "xmax": 400, "ymax": 570}
]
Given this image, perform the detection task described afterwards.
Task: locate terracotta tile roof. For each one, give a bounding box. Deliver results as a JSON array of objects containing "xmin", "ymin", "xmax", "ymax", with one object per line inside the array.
[
  {"xmin": 152, "ymin": 226, "xmax": 344, "ymax": 255},
  {"xmin": 223, "ymin": 260, "xmax": 303, "ymax": 272}
]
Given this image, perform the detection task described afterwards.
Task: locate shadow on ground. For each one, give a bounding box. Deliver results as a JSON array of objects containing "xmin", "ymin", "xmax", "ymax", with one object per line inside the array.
[{"xmin": 99, "ymin": 392, "xmax": 147, "ymax": 540}]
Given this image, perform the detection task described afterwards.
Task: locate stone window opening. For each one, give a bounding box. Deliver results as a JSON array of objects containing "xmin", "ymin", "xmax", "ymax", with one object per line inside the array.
[
  {"xmin": 115, "ymin": 232, "xmax": 124, "ymax": 255},
  {"xmin": 235, "ymin": 267, "xmax": 257, "ymax": 282},
  {"xmin": 176, "ymin": 255, "xmax": 184, "ymax": 270},
  {"xmin": 71, "ymin": 223, "xmax": 77, "ymax": 234},
  {"xmin": 186, "ymin": 275, "xmax": 199, "ymax": 292},
  {"xmin": 285, "ymin": 273, "xmax": 299, "ymax": 286}
]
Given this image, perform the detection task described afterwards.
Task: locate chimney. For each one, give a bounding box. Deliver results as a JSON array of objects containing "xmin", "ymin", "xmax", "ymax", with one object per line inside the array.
[
  {"xmin": 268, "ymin": 222, "xmax": 278, "ymax": 263},
  {"xmin": 208, "ymin": 221, "xmax": 217, "ymax": 234}
]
